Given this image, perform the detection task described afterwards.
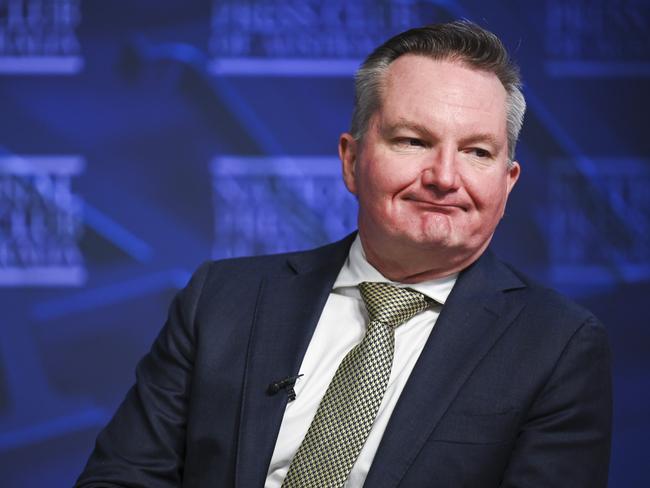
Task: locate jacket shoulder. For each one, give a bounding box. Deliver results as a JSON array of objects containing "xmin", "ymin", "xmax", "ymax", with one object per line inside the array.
[
  {"xmin": 199, "ymin": 233, "xmax": 355, "ymax": 279},
  {"xmin": 500, "ymin": 260, "xmax": 604, "ymax": 332}
]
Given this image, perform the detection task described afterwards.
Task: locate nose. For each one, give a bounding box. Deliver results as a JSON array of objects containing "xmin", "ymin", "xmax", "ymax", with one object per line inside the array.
[{"xmin": 420, "ymin": 147, "xmax": 459, "ymax": 192}]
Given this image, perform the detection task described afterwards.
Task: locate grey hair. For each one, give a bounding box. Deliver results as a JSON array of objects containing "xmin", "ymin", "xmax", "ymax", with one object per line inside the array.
[{"xmin": 350, "ymin": 20, "xmax": 526, "ymax": 165}]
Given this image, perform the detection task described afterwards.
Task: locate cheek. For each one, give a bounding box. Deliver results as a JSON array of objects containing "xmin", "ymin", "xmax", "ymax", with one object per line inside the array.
[
  {"xmin": 356, "ymin": 167, "xmax": 409, "ymax": 225},
  {"xmin": 370, "ymin": 158, "xmax": 421, "ymax": 197},
  {"xmin": 470, "ymin": 186, "xmax": 509, "ymax": 225},
  {"xmin": 465, "ymin": 169, "xmax": 510, "ymax": 206},
  {"xmin": 358, "ymin": 161, "xmax": 404, "ymax": 200}
]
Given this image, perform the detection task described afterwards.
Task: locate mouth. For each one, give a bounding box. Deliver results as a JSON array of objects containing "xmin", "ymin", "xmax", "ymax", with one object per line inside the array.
[{"xmin": 403, "ymin": 196, "xmax": 468, "ymax": 212}]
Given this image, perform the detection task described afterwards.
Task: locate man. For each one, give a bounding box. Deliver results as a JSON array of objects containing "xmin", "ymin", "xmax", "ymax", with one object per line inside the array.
[{"xmin": 77, "ymin": 21, "xmax": 612, "ymax": 487}]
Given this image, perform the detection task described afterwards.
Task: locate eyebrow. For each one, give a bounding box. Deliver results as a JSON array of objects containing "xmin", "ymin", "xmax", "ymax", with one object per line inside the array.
[
  {"xmin": 380, "ymin": 120, "xmax": 434, "ymax": 138},
  {"xmin": 457, "ymin": 133, "xmax": 503, "ymax": 151}
]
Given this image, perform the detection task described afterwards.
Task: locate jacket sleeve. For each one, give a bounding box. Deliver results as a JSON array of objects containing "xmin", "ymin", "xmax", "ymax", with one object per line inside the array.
[
  {"xmin": 500, "ymin": 315, "xmax": 613, "ymax": 487},
  {"xmin": 74, "ymin": 262, "xmax": 211, "ymax": 488}
]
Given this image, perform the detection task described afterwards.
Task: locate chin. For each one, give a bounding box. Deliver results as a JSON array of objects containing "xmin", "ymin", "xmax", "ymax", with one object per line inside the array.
[
  {"xmin": 414, "ymin": 221, "xmax": 457, "ymax": 246},
  {"xmin": 398, "ymin": 229, "xmax": 456, "ymax": 250}
]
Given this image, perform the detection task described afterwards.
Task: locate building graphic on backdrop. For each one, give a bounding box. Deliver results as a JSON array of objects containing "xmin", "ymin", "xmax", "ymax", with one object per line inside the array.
[
  {"xmin": 549, "ymin": 158, "xmax": 650, "ymax": 283},
  {"xmin": 0, "ymin": 0, "xmax": 83, "ymax": 74},
  {"xmin": 211, "ymin": 157, "xmax": 357, "ymax": 258},
  {"xmin": 209, "ymin": 0, "xmax": 450, "ymax": 75},
  {"xmin": 545, "ymin": 0, "xmax": 650, "ymax": 77},
  {"xmin": 0, "ymin": 156, "xmax": 86, "ymax": 286}
]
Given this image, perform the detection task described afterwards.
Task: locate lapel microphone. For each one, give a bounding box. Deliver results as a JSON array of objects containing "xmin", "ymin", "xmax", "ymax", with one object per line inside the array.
[{"xmin": 267, "ymin": 374, "xmax": 304, "ymax": 402}]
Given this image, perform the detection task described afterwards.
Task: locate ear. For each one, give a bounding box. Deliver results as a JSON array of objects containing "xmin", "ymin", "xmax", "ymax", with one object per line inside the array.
[
  {"xmin": 339, "ymin": 132, "xmax": 358, "ymax": 195},
  {"xmin": 505, "ymin": 160, "xmax": 520, "ymax": 196}
]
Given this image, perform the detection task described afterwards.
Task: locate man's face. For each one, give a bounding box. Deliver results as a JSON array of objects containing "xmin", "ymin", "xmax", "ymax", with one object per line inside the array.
[{"xmin": 340, "ymin": 55, "xmax": 520, "ymax": 274}]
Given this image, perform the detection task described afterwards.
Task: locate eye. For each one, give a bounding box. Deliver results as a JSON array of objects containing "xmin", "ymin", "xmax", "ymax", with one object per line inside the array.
[
  {"xmin": 395, "ymin": 137, "xmax": 425, "ymax": 148},
  {"xmin": 468, "ymin": 147, "xmax": 492, "ymax": 158}
]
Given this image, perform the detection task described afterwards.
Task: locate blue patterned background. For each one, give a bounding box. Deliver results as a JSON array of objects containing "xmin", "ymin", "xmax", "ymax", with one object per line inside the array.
[{"xmin": 0, "ymin": 1, "xmax": 648, "ymax": 486}]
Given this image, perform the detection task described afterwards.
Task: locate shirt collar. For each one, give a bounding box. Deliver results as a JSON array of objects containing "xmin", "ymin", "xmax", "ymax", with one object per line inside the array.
[{"xmin": 333, "ymin": 235, "xmax": 457, "ymax": 305}]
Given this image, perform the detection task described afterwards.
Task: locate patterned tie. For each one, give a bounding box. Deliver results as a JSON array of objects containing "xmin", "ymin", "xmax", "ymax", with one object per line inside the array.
[{"xmin": 282, "ymin": 281, "xmax": 431, "ymax": 487}]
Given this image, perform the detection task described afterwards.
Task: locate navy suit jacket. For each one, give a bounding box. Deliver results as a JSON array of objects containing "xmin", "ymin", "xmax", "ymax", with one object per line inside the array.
[{"xmin": 76, "ymin": 233, "xmax": 612, "ymax": 487}]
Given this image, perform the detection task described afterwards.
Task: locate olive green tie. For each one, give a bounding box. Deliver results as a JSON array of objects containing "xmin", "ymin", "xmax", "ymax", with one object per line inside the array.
[{"xmin": 282, "ymin": 281, "xmax": 431, "ymax": 487}]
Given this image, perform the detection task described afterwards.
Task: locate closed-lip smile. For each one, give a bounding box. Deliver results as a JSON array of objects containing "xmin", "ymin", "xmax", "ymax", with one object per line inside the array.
[{"xmin": 403, "ymin": 196, "xmax": 468, "ymax": 212}]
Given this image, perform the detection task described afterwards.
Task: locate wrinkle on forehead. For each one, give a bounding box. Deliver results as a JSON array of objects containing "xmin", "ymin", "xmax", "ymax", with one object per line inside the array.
[
  {"xmin": 378, "ymin": 55, "xmax": 508, "ymax": 140},
  {"xmin": 383, "ymin": 55, "xmax": 506, "ymax": 106}
]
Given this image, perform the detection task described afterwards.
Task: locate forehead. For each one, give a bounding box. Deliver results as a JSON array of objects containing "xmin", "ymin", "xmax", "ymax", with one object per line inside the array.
[{"xmin": 378, "ymin": 55, "xmax": 508, "ymax": 134}]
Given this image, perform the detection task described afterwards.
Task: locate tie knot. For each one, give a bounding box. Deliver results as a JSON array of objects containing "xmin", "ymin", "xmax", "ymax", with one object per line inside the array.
[{"xmin": 358, "ymin": 281, "xmax": 431, "ymax": 328}]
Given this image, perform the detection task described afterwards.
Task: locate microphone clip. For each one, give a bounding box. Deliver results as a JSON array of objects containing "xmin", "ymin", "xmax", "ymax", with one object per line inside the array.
[{"xmin": 267, "ymin": 374, "xmax": 304, "ymax": 402}]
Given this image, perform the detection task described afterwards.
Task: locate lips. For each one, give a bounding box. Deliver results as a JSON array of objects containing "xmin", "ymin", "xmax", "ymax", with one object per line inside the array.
[{"xmin": 403, "ymin": 196, "xmax": 468, "ymax": 212}]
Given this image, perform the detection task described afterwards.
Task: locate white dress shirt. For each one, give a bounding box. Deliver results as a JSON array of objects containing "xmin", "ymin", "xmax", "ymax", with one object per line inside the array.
[{"xmin": 265, "ymin": 236, "xmax": 457, "ymax": 487}]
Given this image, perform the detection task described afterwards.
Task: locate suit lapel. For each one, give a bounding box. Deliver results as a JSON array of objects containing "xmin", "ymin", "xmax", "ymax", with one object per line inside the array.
[
  {"xmin": 364, "ymin": 251, "xmax": 526, "ymax": 488},
  {"xmin": 235, "ymin": 235, "xmax": 354, "ymax": 488}
]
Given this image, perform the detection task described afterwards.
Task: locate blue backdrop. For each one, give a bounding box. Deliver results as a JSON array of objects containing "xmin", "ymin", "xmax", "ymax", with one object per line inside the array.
[{"xmin": 1, "ymin": 1, "xmax": 648, "ymax": 486}]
